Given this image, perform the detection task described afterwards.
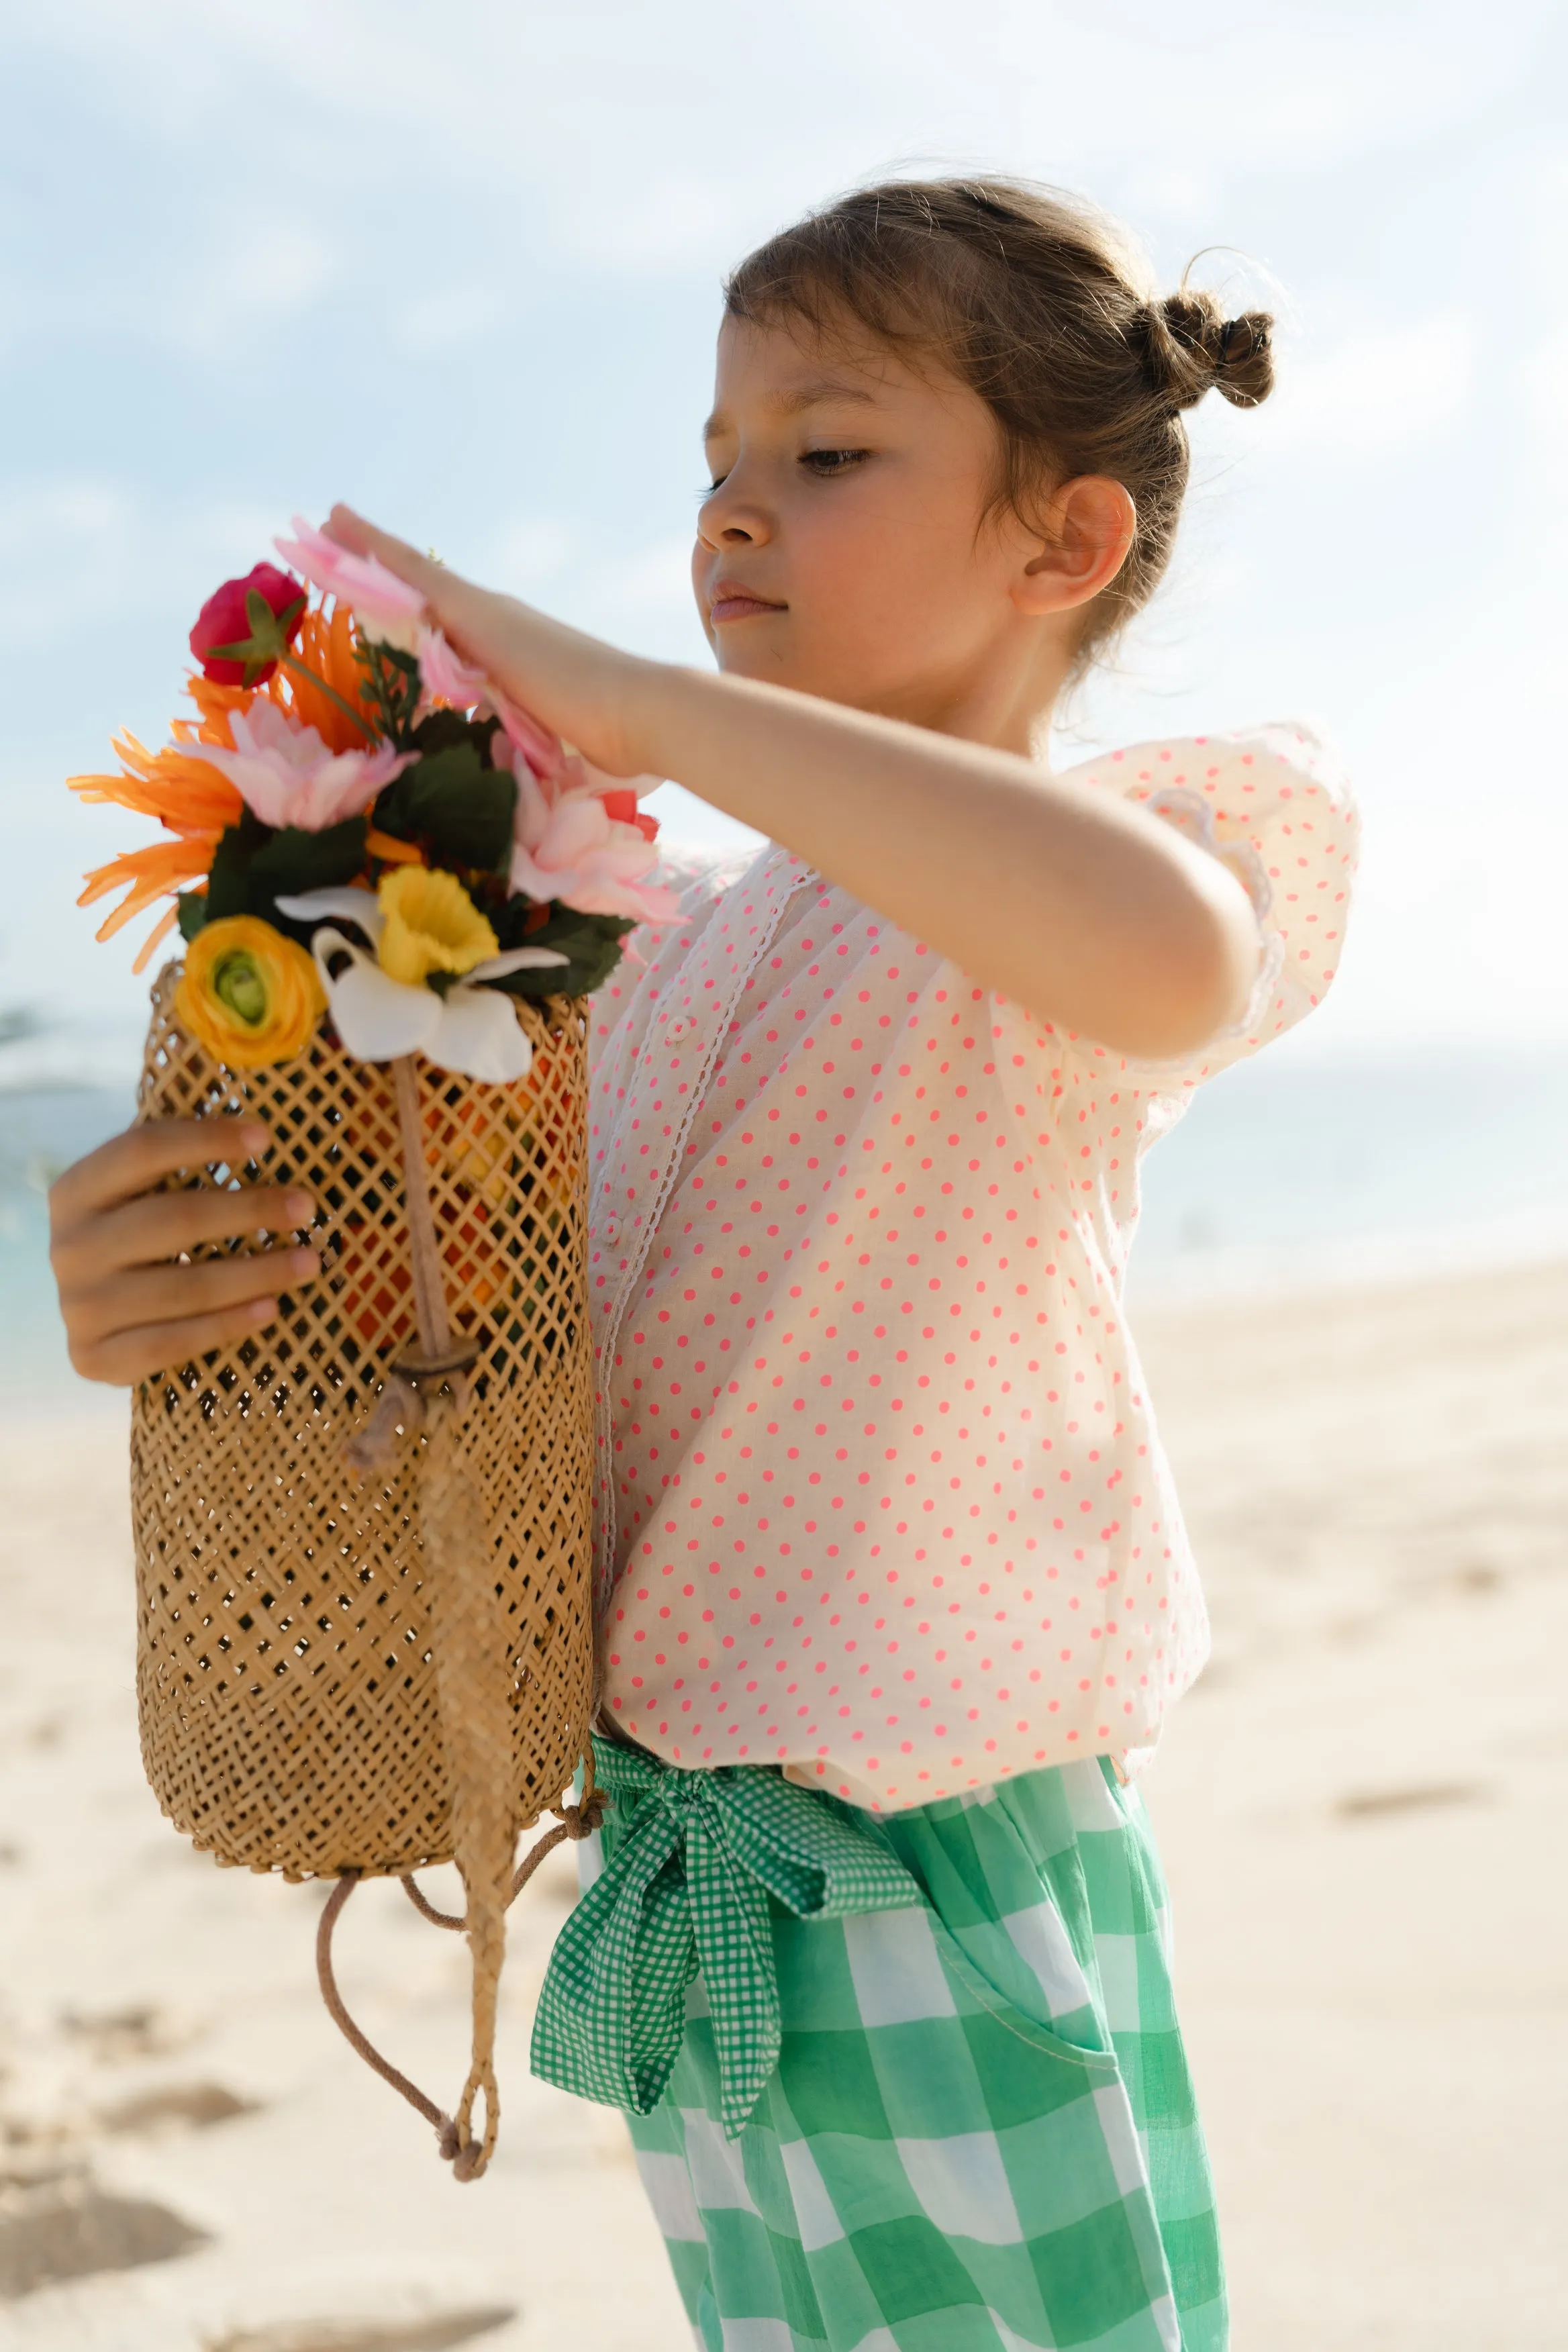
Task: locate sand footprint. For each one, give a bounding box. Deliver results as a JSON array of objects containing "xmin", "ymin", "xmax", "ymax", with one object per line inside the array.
[
  {"xmin": 60, "ymin": 2002, "xmax": 185, "ymax": 2061},
  {"xmin": 0, "ymin": 2171, "xmax": 207, "ymax": 2298},
  {"xmin": 209, "ymin": 2313, "xmax": 516, "ymax": 2352},
  {"xmin": 1333, "ymin": 1780, "xmax": 1488, "ymax": 1820},
  {"xmin": 98, "ymin": 2081, "xmax": 256, "ymax": 2133}
]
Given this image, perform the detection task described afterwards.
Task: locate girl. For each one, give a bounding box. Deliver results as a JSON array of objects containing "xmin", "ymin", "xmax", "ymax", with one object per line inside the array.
[{"xmin": 50, "ymin": 179, "xmax": 1357, "ymax": 2351}]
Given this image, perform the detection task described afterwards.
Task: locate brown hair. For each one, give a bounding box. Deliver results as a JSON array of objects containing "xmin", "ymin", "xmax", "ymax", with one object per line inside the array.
[{"xmin": 723, "ymin": 177, "xmax": 1275, "ymax": 673}]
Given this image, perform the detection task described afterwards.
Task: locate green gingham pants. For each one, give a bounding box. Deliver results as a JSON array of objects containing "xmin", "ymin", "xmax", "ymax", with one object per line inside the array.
[{"xmin": 578, "ymin": 1755, "xmax": 1226, "ymax": 2351}]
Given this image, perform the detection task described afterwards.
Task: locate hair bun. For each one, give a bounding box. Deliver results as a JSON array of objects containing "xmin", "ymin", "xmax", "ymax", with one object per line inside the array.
[{"xmin": 1145, "ymin": 286, "xmax": 1275, "ymax": 411}]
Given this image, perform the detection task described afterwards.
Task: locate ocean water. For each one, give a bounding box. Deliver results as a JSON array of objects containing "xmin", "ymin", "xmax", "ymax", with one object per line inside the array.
[
  {"xmin": 1122, "ymin": 1044, "xmax": 1568, "ymax": 1306},
  {"xmin": 5, "ymin": 1048, "xmax": 1567, "ymax": 1410}
]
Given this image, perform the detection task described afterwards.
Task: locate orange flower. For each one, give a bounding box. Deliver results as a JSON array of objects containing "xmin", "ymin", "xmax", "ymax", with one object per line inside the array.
[
  {"xmin": 75, "ymin": 838, "xmax": 217, "ymax": 969},
  {"xmin": 69, "ymin": 591, "xmax": 381, "ymax": 965},
  {"xmin": 70, "ymin": 730, "xmax": 242, "ymax": 836},
  {"xmin": 179, "ymin": 673, "xmax": 254, "ymax": 747},
  {"xmin": 364, "ymin": 826, "xmax": 424, "ymax": 865},
  {"xmin": 268, "ymin": 600, "xmax": 377, "ymax": 752},
  {"xmin": 175, "ymin": 916, "xmax": 325, "ymax": 1070}
]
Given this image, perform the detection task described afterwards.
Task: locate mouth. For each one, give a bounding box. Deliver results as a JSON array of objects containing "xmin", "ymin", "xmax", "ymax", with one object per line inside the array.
[{"xmin": 709, "ymin": 579, "xmax": 787, "ymax": 626}]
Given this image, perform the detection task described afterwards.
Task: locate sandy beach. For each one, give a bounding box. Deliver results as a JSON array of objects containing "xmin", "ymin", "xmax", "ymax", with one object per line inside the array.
[{"xmin": 0, "ymin": 1257, "xmax": 1563, "ymax": 2350}]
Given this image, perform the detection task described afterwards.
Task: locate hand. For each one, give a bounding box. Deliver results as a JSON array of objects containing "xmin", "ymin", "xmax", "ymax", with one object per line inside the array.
[
  {"xmin": 323, "ymin": 505, "xmax": 657, "ymax": 778},
  {"xmin": 323, "ymin": 510, "xmax": 1255, "ymax": 1057},
  {"xmin": 49, "ymin": 1120, "xmax": 320, "ymax": 1386}
]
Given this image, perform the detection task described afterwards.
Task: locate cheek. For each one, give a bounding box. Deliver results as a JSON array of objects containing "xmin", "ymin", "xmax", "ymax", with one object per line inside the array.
[
  {"xmin": 689, "ymin": 541, "xmax": 715, "ymax": 638},
  {"xmin": 803, "ymin": 495, "xmax": 985, "ymax": 648}
]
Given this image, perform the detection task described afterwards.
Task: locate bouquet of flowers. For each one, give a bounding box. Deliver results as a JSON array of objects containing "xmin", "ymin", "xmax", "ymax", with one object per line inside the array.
[
  {"xmin": 73, "ymin": 518, "xmax": 676, "ymax": 1079},
  {"xmin": 68, "ymin": 524, "xmax": 677, "ymax": 2182}
]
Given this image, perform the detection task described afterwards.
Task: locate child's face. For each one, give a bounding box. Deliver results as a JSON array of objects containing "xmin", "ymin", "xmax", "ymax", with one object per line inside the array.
[{"xmin": 693, "ymin": 312, "xmax": 1061, "ymax": 736}]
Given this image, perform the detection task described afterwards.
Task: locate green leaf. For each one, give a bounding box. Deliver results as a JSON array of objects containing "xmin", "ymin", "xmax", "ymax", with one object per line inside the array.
[
  {"xmin": 201, "ymin": 640, "xmax": 274, "ymax": 687},
  {"xmin": 485, "ymin": 901, "xmax": 636, "ymax": 998},
  {"xmin": 176, "ymin": 891, "xmax": 208, "ymax": 943},
  {"xmin": 203, "ymin": 812, "xmax": 271, "ymax": 920},
  {"xmin": 408, "ymin": 706, "xmax": 484, "ymax": 757},
  {"xmin": 249, "ymin": 816, "xmax": 369, "ymax": 901},
  {"xmin": 353, "ymin": 634, "xmax": 422, "ymax": 747},
  {"xmin": 374, "ymin": 742, "xmax": 516, "ymax": 875},
  {"xmin": 200, "ymin": 813, "xmax": 369, "ymax": 944},
  {"xmin": 244, "ymin": 588, "xmax": 287, "ymax": 646},
  {"xmin": 204, "ymin": 589, "xmax": 307, "ymax": 686}
]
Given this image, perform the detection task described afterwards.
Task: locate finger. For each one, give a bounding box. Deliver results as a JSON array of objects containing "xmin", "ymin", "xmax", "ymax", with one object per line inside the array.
[
  {"xmin": 73, "ymin": 1296, "xmax": 287, "ymax": 1389},
  {"xmin": 50, "ymin": 1118, "xmax": 272, "ymax": 1226},
  {"xmin": 56, "ymin": 1181, "xmax": 317, "ymax": 1281},
  {"xmin": 322, "ymin": 506, "xmax": 507, "ymax": 673},
  {"xmin": 324, "ymin": 505, "xmax": 447, "ymax": 601},
  {"xmin": 63, "ymin": 1246, "xmax": 320, "ymax": 1351}
]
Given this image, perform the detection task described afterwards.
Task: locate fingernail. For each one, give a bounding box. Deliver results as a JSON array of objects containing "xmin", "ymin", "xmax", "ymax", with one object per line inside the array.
[
  {"xmin": 286, "ymin": 1191, "xmax": 314, "ymax": 1224},
  {"xmin": 248, "ymin": 1297, "xmax": 278, "ymax": 1324},
  {"xmin": 241, "ymin": 1123, "xmax": 270, "ymax": 1155},
  {"xmin": 289, "ymin": 1247, "xmax": 319, "ymax": 1278}
]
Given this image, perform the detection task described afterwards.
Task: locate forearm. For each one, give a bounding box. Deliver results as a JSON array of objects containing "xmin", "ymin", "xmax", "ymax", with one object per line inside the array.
[
  {"xmin": 634, "ymin": 663, "xmax": 1259, "ymax": 1057},
  {"xmin": 317, "ymin": 509, "xmax": 1259, "ymax": 1057}
]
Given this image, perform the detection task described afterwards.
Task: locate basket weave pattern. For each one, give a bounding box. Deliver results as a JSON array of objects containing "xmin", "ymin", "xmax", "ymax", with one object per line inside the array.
[{"xmin": 130, "ymin": 964, "xmax": 595, "ymax": 1885}]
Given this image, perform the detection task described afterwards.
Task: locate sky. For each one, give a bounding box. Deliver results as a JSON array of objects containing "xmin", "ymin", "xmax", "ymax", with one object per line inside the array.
[{"xmin": 2, "ymin": 0, "xmax": 1565, "ymax": 1081}]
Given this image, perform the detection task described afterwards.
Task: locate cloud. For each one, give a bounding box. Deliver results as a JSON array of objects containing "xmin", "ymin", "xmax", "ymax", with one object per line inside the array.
[
  {"xmin": 391, "ymin": 285, "xmax": 505, "ymax": 350},
  {"xmin": 0, "ymin": 195, "xmax": 340, "ymax": 366},
  {"xmin": 7, "ymin": 0, "xmax": 1551, "ymax": 289},
  {"xmin": 485, "ymin": 518, "xmax": 576, "ymax": 593},
  {"xmin": 3, "ymin": 0, "xmax": 1566, "ymax": 1058},
  {"xmin": 0, "ymin": 478, "xmax": 283, "ymax": 643},
  {"xmin": 154, "ymin": 213, "xmax": 340, "ymax": 359},
  {"xmin": 583, "ymin": 535, "xmax": 697, "ymax": 623},
  {"xmin": 0, "ymin": 481, "xmax": 137, "ymax": 638},
  {"xmin": 1255, "ymin": 312, "xmax": 1477, "ymax": 459}
]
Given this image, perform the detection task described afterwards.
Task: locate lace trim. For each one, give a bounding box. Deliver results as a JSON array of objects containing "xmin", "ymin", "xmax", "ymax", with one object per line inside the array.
[
  {"xmin": 591, "ymin": 843, "xmax": 810, "ymax": 1612},
  {"xmin": 1143, "ymin": 785, "xmax": 1271, "ymax": 921},
  {"xmin": 1138, "ymin": 785, "xmax": 1284, "ymax": 1061}
]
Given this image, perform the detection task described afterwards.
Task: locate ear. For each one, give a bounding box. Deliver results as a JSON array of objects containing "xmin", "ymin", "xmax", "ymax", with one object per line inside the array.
[{"xmin": 1012, "ymin": 477, "xmax": 1136, "ymax": 616}]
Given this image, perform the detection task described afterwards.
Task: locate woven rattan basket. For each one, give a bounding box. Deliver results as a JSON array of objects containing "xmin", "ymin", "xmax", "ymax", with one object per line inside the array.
[{"xmin": 130, "ymin": 963, "xmax": 597, "ymax": 2176}]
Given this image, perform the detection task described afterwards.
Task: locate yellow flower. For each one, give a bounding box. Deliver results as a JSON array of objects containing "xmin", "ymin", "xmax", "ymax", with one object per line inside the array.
[
  {"xmin": 377, "ymin": 865, "xmax": 498, "ymax": 986},
  {"xmin": 175, "ymin": 916, "xmax": 326, "ymax": 1071}
]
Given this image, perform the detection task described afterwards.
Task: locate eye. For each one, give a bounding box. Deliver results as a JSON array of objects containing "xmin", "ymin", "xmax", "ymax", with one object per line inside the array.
[{"xmin": 801, "ymin": 448, "xmax": 868, "ymax": 477}]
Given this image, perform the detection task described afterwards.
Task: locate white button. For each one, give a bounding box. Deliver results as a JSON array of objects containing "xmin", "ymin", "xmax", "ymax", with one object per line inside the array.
[
  {"xmin": 601, "ymin": 1218, "xmax": 620, "ymax": 1247},
  {"xmin": 665, "ymin": 1017, "xmax": 689, "ymax": 1042}
]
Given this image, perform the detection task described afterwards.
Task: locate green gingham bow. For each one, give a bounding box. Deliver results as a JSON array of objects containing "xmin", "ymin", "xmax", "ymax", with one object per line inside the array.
[{"xmin": 531, "ymin": 1739, "xmax": 921, "ymax": 2137}]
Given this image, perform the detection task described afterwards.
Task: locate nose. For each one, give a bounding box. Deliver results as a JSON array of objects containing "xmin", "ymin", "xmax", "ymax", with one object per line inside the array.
[{"xmin": 695, "ymin": 470, "xmax": 773, "ymax": 553}]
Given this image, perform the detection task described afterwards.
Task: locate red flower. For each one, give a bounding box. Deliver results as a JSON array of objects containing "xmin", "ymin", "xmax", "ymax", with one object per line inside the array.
[
  {"xmin": 190, "ymin": 563, "xmax": 305, "ymax": 686},
  {"xmin": 601, "ymin": 788, "xmax": 660, "ymax": 842}
]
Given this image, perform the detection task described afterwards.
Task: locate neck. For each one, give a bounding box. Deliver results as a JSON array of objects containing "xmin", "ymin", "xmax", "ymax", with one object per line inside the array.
[{"xmin": 862, "ymin": 665, "xmax": 1063, "ymax": 763}]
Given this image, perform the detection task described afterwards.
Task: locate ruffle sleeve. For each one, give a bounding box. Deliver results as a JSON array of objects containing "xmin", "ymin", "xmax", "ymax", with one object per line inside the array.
[{"xmin": 1057, "ymin": 720, "xmax": 1360, "ymax": 1088}]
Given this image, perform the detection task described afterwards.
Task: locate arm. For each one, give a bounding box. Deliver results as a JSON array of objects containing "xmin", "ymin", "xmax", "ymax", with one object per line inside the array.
[{"xmin": 326, "ymin": 510, "xmax": 1260, "ymax": 1060}]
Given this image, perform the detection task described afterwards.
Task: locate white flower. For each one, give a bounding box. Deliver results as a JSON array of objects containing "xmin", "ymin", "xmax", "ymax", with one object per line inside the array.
[{"xmin": 273, "ymin": 887, "xmax": 567, "ymax": 1083}]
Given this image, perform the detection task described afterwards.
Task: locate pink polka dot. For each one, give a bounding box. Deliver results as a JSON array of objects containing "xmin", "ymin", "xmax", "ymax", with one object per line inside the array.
[{"xmin": 591, "ymin": 730, "xmax": 1357, "ymax": 1803}]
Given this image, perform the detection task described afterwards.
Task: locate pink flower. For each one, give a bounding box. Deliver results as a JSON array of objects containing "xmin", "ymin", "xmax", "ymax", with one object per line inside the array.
[
  {"xmin": 509, "ymin": 755, "xmax": 679, "ymax": 923},
  {"xmin": 416, "ymin": 626, "xmax": 489, "ymax": 709},
  {"xmin": 485, "ymin": 686, "xmax": 665, "ymax": 822},
  {"xmin": 197, "ymin": 701, "xmax": 410, "ymax": 832},
  {"xmin": 273, "ymin": 516, "xmax": 426, "ymax": 652},
  {"xmin": 490, "ymin": 689, "xmax": 570, "ymax": 784}
]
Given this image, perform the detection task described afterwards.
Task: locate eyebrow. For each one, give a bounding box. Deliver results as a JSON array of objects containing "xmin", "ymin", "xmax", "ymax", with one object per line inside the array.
[{"xmin": 701, "ymin": 377, "xmax": 882, "ymax": 442}]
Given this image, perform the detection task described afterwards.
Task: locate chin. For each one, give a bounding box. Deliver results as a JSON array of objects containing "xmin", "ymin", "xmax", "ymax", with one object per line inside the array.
[{"xmin": 714, "ymin": 638, "xmax": 805, "ymax": 685}]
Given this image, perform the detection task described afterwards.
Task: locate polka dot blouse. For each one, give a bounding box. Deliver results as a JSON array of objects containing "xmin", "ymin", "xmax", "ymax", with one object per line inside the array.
[{"xmin": 586, "ymin": 723, "xmax": 1359, "ymax": 1812}]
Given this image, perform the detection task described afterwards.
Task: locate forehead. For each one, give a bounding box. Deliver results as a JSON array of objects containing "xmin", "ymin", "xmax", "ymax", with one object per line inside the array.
[{"xmin": 704, "ymin": 310, "xmax": 960, "ymax": 436}]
